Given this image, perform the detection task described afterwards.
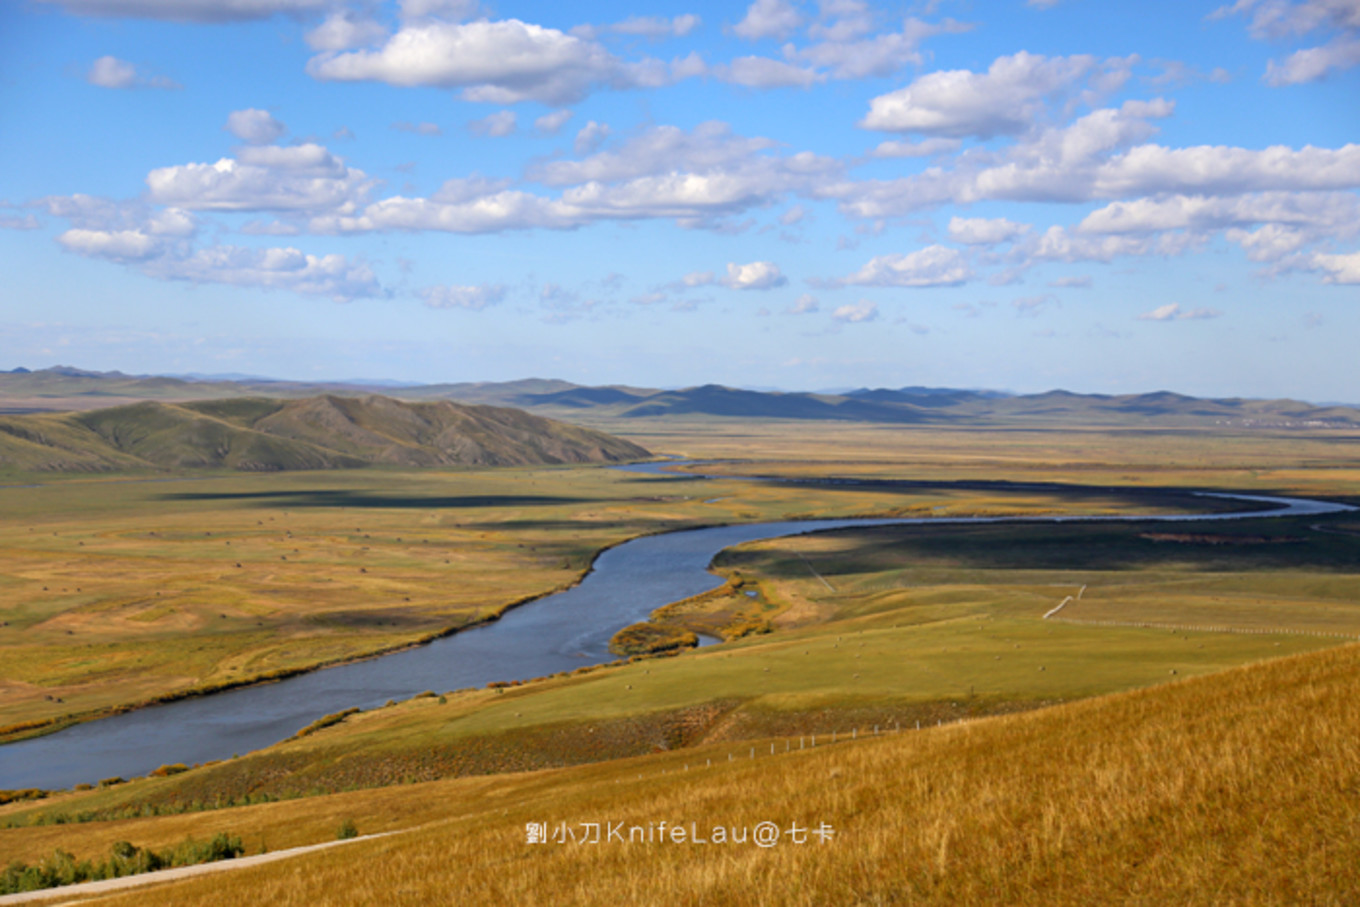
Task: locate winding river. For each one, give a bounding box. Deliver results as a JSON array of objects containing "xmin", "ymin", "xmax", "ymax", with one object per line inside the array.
[{"xmin": 0, "ymin": 463, "xmax": 1352, "ymax": 791}]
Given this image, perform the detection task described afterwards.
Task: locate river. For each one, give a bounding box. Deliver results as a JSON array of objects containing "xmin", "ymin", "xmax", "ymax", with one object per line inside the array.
[{"xmin": 0, "ymin": 463, "xmax": 1351, "ymax": 790}]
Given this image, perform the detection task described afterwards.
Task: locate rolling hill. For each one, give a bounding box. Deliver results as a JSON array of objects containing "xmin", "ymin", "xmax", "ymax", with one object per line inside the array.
[
  {"xmin": 4, "ymin": 366, "xmax": 1359, "ymax": 429},
  {"xmin": 0, "ymin": 394, "xmax": 650, "ymax": 473}
]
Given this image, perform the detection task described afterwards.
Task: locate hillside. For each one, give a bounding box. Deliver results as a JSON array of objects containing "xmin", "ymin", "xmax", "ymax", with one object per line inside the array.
[{"xmin": 0, "ymin": 394, "xmax": 649, "ymax": 473}]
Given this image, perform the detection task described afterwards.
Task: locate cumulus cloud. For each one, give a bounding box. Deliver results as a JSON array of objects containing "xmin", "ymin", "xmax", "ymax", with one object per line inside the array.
[
  {"xmin": 419, "ymin": 283, "xmax": 507, "ymax": 309},
  {"xmin": 733, "ymin": 0, "xmax": 803, "ymax": 40},
  {"xmin": 393, "ymin": 120, "xmax": 443, "ymax": 136},
  {"xmin": 859, "ymin": 51, "xmax": 1100, "ymax": 137},
  {"xmin": 723, "ymin": 260, "xmax": 787, "ymax": 289},
  {"xmin": 869, "ymin": 138, "xmax": 962, "ymax": 158},
  {"xmin": 226, "ymin": 109, "xmax": 286, "ymax": 144},
  {"xmin": 58, "ymin": 227, "xmax": 160, "ymax": 261},
  {"xmin": 312, "ymin": 177, "xmax": 578, "ymax": 234},
  {"xmin": 788, "ymin": 292, "xmax": 819, "ymax": 313},
  {"xmin": 305, "ymin": 11, "xmax": 388, "ymax": 51},
  {"xmin": 794, "ymin": 16, "xmax": 971, "ymax": 80},
  {"xmin": 1266, "ymin": 35, "xmax": 1360, "ymax": 83},
  {"xmin": 1077, "ymin": 190, "xmax": 1360, "ymax": 234},
  {"xmin": 1216, "ymin": 0, "xmax": 1360, "ymax": 83},
  {"xmin": 306, "ymin": 19, "xmax": 649, "ymax": 105},
  {"xmin": 55, "ymin": 217, "xmax": 377, "ymax": 299},
  {"xmin": 1049, "ymin": 275, "xmax": 1092, "ymax": 287},
  {"xmin": 469, "ymin": 111, "xmax": 516, "ymax": 137},
  {"xmin": 36, "ymin": 0, "xmax": 332, "ymax": 21},
  {"xmin": 1312, "ymin": 250, "xmax": 1360, "ymax": 282},
  {"xmin": 715, "ymin": 56, "xmax": 823, "ymax": 88},
  {"xmin": 832, "ymin": 299, "xmax": 879, "ymax": 322},
  {"xmin": 574, "ymin": 120, "xmax": 610, "ymax": 155},
  {"xmin": 524, "ymin": 121, "xmax": 837, "ymax": 227},
  {"xmin": 147, "ymin": 144, "xmax": 372, "ymax": 213},
  {"xmin": 839, "ymin": 245, "xmax": 970, "ymax": 287},
  {"xmin": 1137, "ymin": 302, "xmax": 1222, "ymax": 320},
  {"xmin": 535, "ymin": 109, "xmax": 573, "ymax": 134},
  {"xmin": 947, "ymin": 216, "xmax": 1028, "ymax": 245},
  {"xmin": 87, "ymin": 55, "xmax": 178, "ymax": 89},
  {"xmin": 575, "ymin": 14, "xmax": 701, "ymax": 40},
  {"xmin": 1013, "ymin": 294, "xmax": 1058, "ymax": 316},
  {"xmin": 87, "ymin": 55, "xmax": 136, "ymax": 88}
]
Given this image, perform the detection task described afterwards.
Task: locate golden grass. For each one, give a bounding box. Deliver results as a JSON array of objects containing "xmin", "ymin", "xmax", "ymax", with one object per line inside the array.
[
  {"xmin": 1, "ymin": 452, "xmax": 1210, "ymax": 735},
  {"xmin": 33, "ymin": 641, "xmax": 1360, "ymax": 905}
]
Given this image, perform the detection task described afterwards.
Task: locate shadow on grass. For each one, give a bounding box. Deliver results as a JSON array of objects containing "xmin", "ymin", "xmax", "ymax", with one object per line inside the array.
[{"xmin": 718, "ymin": 517, "xmax": 1360, "ymax": 577}]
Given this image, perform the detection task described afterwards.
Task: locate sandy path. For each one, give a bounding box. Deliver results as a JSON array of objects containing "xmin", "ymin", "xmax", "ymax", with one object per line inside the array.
[{"xmin": 0, "ymin": 831, "xmax": 397, "ymax": 904}]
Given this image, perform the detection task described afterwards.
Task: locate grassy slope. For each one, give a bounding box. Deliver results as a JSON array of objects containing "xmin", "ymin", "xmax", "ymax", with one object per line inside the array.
[
  {"xmin": 0, "ymin": 394, "xmax": 650, "ymax": 474},
  {"xmin": 7, "ymin": 641, "xmax": 1358, "ymax": 904}
]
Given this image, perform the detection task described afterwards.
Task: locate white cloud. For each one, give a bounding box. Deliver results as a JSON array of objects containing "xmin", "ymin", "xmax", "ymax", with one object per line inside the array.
[
  {"xmin": 225, "ymin": 109, "xmax": 286, "ymax": 144},
  {"xmin": 840, "ymin": 244, "xmax": 970, "ymax": 287},
  {"xmin": 305, "ymin": 12, "xmax": 388, "ymax": 51},
  {"xmin": 859, "ymin": 52, "xmax": 1098, "ymax": 137},
  {"xmin": 779, "ymin": 205, "xmax": 806, "ymax": 226},
  {"xmin": 470, "ymin": 111, "xmax": 517, "ymax": 137},
  {"xmin": 1266, "ymin": 35, "xmax": 1360, "ymax": 83},
  {"xmin": 419, "ymin": 283, "xmax": 507, "ymax": 309},
  {"xmin": 1013, "ymin": 293, "xmax": 1058, "ymax": 316},
  {"xmin": 535, "ymin": 109, "xmax": 573, "ymax": 134},
  {"xmin": 147, "ymin": 144, "xmax": 371, "ymax": 213},
  {"xmin": 306, "ymin": 19, "xmax": 640, "ymax": 105},
  {"xmin": 1078, "ymin": 191, "xmax": 1360, "ymax": 234},
  {"xmin": 147, "ymin": 244, "xmax": 379, "ymax": 298},
  {"xmin": 576, "ymin": 14, "xmax": 701, "ymax": 39},
  {"xmin": 832, "ymin": 300, "xmax": 878, "ymax": 322},
  {"xmin": 682, "ymin": 270, "xmax": 715, "ymax": 287},
  {"xmin": 947, "ymin": 216, "xmax": 1028, "ymax": 245},
  {"xmin": 36, "ymin": 0, "xmax": 331, "ymax": 22},
  {"xmin": 788, "ymin": 292, "xmax": 819, "ymax": 313},
  {"xmin": 1049, "ymin": 275, "xmax": 1092, "ymax": 288},
  {"xmin": 1312, "ymin": 250, "xmax": 1360, "ymax": 283},
  {"xmin": 539, "ymin": 122, "xmax": 774, "ymax": 186},
  {"xmin": 393, "ymin": 120, "xmax": 443, "ymax": 136},
  {"xmin": 399, "ymin": 0, "xmax": 479, "ymax": 20},
  {"xmin": 1214, "ymin": 0, "xmax": 1360, "ymax": 40},
  {"xmin": 1216, "ymin": 0, "xmax": 1360, "ymax": 83},
  {"xmin": 574, "ymin": 120, "xmax": 610, "ymax": 155},
  {"xmin": 57, "ymin": 226, "xmax": 377, "ymax": 298},
  {"xmin": 1137, "ymin": 302, "xmax": 1222, "ymax": 320},
  {"xmin": 1227, "ymin": 224, "xmax": 1310, "ymax": 261},
  {"xmin": 716, "ymin": 56, "xmax": 823, "ymax": 88},
  {"xmin": 733, "ymin": 0, "xmax": 803, "ymax": 40},
  {"xmin": 87, "ymin": 55, "xmax": 137, "ymax": 88},
  {"xmin": 527, "ymin": 122, "xmax": 836, "ymax": 227},
  {"xmin": 313, "ymin": 179, "xmax": 577, "ymax": 234},
  {"xmin": 86, "ymin": 55, "xmax": 178, "ymax": 89},
  {"xmin": 1092, "ymin": 142, "xmax": 1360, "ymax": 197},
  {"xmin": 794, "ymin": 17, "xmax": 969, "ymax": 80},
  {"xmin": 869, "ymin": 138, "xmax": 961, "ymax": 158},
  {"xmin": 58, "ymin": 228, "xmax": 160, "ymax": 261},
  {"xmin": 723, "ymin": 260, "xmax": 787, "ymax": 289}
]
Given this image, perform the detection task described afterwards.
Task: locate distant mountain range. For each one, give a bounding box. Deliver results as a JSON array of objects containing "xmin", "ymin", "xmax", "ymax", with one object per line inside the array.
[
  {"xmin": 0, "ymin": 394, "xmax": 649, "ymax": 473},
  {"xmin": 2, "ymin": 366, "xmax": 1357, "ymax": 430}
]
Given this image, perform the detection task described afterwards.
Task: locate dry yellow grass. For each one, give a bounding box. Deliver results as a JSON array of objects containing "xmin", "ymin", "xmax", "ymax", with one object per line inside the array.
[{"xmin": 18, "ymin": 641, "xmax": 1358, "ymax": 905}]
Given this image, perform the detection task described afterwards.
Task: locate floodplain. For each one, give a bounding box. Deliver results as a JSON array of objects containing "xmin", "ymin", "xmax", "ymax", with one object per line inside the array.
[{"xmin": 1, "ymin": 418, "xmax": 1358, "ymax": 902}]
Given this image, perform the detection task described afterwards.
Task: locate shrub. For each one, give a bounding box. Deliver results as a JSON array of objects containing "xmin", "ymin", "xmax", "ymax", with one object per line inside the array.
[{"xmin": 337, "ymin": 819, "xmax": 358, "ymax": 840}]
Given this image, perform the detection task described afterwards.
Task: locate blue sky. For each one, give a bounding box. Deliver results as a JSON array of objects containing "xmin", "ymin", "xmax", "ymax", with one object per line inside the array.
[{"xmin": 1, "ymin": 0, "xmax": 1357, "ymax": 399}]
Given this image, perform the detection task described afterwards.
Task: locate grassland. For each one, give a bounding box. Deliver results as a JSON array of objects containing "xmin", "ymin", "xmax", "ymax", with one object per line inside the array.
[
  {"xmin": 4, "ymin": 640, "xmax": 1357, "ymax": 904},
  {"xmin": 2, "ymin": 417, "xmax": 1358, "ymax": 901},
  {"xmin": 0, "ymin": 449, "xmax": 1202, "ymax": 738}
]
